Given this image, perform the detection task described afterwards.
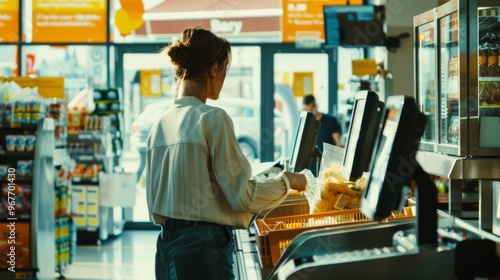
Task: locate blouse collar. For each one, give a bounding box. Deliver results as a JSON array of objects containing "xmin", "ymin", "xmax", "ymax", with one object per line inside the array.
[{"xmin": 174, "ymin": 96, "xmax": 204, "ymax": 105}]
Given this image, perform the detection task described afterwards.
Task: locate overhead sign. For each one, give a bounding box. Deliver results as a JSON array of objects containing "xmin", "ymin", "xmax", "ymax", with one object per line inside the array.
[
  {"xmin": 128, "ymin": 0, "xmax": 282, "ymax": 42},
  {"xmin": 31, "ymin": 0, "xmax": 107, "ymax": 43},
  {"xmin": 0, "ymin": 0, "xmax": 19, "ymax": 42},
  {"xmin": 282, "ymin": 0, "xmax": 362, "ymax": 43}
]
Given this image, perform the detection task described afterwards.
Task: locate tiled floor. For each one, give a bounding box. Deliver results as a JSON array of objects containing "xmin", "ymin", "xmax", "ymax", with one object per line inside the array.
[{"xmin": 63, "ymin": 230, "xmax": 159, "ymax": 280}]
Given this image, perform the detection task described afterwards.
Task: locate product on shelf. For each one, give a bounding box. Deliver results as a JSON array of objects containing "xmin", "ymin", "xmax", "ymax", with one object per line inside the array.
[
  {"xmin": 0, "ymin": 222, "xmax": 31, "ymax": 269},
  {"xmin": 0, "ymin": 83, "xmax": 46, "ymax": 128},
  {"xmin": 68, "ymin": 107, "xmax": 86, "ymax": 131},
  {"xmin": 46, "ymin": 99, "xmax": 67, "ymax": 147},
  {"xmin": 1, "ymin": 183, "xmax": 32, "ymax": 217},
  {"xmin": 25, "ymin": 135, "xmax": 36, "ymax": 151},
  {"xmin": 0, "ymin": 165, "xmax": 6, "ymax": 178},
  {"xmin": 5, "ymin": 135, "xmax": 15, "ymax": 151}
]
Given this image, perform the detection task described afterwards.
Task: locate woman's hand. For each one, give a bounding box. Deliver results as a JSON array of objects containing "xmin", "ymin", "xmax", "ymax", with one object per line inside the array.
[{"xmin": 283, "ymin": 171, "xmax": 307, "ymax": 192}]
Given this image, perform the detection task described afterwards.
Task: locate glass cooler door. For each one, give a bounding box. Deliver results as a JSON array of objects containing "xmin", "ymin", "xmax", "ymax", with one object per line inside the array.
[
  {"xmin": 437, "ymin": 4, "xmax": 463, "ymax": 156},
  {"xmin": 415, "ymin": 10, "xmax": 437, "ymax": 152},
  {"xmin": 476, "ymin": 5, "xmax": 500, "ymax": 154}
]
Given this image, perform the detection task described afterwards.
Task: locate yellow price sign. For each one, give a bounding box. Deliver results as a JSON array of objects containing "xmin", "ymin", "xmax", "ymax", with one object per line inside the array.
[
  {"xmin": 140, "ymin": 69, "xmax": 162, "ymax": 97},
  {"xmin": 352, "ymin": 59, "xmax": 378, "ymax": 76},
  {"xmin": 34, "ymin": 77, "xmax": 65, "ymax": 98},
  {"xmin": 293, "ymin": 72, "xmax": 314, "ymax": 97}
]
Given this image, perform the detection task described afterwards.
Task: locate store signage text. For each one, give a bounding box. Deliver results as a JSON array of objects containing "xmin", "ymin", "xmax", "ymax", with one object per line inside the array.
[
  {"xmin": 32, "ymin": 0, "xmax": 106, "ymax": 43},
  {"xmin": 281, "ymin": 0, "xmax": 362, "ymax": 43},
  {"xmin": 0, "ymin": 0, "xmax": 19, "ymax": 42},
  {"xmin": 210, "ymin": 19, "xmax": 243, "ymax": 35}
]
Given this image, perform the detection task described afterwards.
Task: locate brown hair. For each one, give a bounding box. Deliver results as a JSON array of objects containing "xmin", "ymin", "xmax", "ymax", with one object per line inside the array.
[{"xmin": 166, "ymin": 27, "xmax": 231, "ymax": 81}]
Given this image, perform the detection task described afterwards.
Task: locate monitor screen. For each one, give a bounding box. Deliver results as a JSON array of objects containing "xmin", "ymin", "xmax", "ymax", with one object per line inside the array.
[
  {"xmin": 324, "ymin": 5, "xmax": 385, "ymax": 47},
  {"xmin": 342, "ymin": 91, "xmax": 384, "ymax": 181},
  {"xmin": 289, "ymin": 111, "xmax": 321, "ymax": 173},
  {"xmin": 360, "ymin": 95, "xmax": 426, "ymax": 220}
]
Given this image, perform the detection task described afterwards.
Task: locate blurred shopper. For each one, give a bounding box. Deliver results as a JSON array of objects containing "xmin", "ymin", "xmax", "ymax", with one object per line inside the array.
[
  {"xmin": 302, "ymin": 94, "xmax": 344, "ymax": 149},
  {"xmin": 146, "ymin": 27, "xmax": 307, "ymax": 280},
  {"xmin": 302, "ymin": 94, "xmax": 343, "ymax": 175}
]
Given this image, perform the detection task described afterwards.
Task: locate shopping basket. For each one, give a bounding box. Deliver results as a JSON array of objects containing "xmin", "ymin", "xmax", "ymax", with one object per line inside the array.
[{"xmin": 254, "ymin": 207, "xmax": 414, "ymax": 266}]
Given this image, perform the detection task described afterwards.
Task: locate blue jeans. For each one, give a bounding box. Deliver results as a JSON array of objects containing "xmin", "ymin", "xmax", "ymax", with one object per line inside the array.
[{"xmin": 155, "ymin": 219, "xmax": 235, "ymax": 280}]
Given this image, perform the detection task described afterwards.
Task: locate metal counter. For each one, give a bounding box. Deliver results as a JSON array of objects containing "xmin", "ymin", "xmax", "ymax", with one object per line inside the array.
[
  {"xmin": 416, "ymin": 151, "xmax": 500, "ymax": 230},
  {"xmin": 234, "ymin": 211, "xmax": 500, "ymax": 280}
]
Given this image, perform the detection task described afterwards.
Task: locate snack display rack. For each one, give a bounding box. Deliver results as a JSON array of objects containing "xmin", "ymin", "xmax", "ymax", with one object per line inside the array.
[
  {"xmin": 0, "ymin": 125, "xmax": 38, "ymax": 279},
  {"xmin": 0, "ymin": 77, "xmax": 77, "ymax": 278},
  {"xmin": 68, "ymin": 122, "xmax": 118, "ymax": 244},
  {"xmin": 66, "ymin": 86, "xmax": 125, "ymax": 244},
  {"xmin": 91, "ymin": 88, "xmax": 123, "ymax": 167},
  {"xmin": 0, "ymin": 118, "xmax": 56, "ymax": 279}
]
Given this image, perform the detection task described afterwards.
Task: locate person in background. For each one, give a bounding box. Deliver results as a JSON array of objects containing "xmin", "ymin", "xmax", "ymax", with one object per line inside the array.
[
  {"xmin": 302, "ymin": 94, "xmax": 344, "ymax": 175},
  {"xmin": 302, "ymin": 94, "xmax": 344, "ymax": 149},
  {"xmin": 146, "ymin": 27, "xmax": 307, "ymax": 280}
]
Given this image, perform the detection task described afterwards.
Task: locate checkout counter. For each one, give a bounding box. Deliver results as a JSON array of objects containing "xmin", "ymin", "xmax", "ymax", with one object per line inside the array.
[{"xmin": 234, "ymin": 94, "xmax": 500, "ymax": 280}]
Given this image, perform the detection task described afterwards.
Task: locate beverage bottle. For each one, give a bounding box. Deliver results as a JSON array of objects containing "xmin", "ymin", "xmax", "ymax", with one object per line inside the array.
[
  {"xmin": 487, "ymin": 33, "xmax": 498, "ymax": 77},
  {"xmin": 492, "ymin": 82, "xmax": 500, "ymax": 104},
  {"xmin": 479, "ymin": 48, "xmax": 487, "ymax": 77},
  {"xmin": 497, "ymin": 30, "xmax": 500, "ymax": 76},
  {"xmin": 479, "ymin": 82, "xmax": 492, "ymax": 105},
  {"xmin": 479, "ymin": 32, "xmax": 490, "ymax": 77}
]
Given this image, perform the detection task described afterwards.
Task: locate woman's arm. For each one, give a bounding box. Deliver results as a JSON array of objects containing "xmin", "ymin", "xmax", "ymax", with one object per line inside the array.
[{"xmin": 207, "ymin": 110, "xmax": 304, "ymax": 213}]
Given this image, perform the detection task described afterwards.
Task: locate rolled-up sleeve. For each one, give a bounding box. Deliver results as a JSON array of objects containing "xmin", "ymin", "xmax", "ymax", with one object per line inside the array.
[{"xmin": 207, "ymin": 110, "xmax": 288, "ymax": 214}]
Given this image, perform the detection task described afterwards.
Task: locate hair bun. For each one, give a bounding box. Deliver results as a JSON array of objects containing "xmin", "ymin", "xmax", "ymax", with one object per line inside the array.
[{"xmin": 168, "ymin": 43, "xmax": 190, "ymax": 67}]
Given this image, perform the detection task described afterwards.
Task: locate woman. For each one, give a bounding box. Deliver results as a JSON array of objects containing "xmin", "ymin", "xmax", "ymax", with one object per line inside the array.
[{"xmin": 146, "ymin": 27, "xmax": 307, "ymax": 280}]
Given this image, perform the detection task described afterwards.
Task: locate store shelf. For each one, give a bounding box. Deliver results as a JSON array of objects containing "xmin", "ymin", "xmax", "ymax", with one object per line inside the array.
[
  {"xmin": 0, "ymin": 151, "xmax": 35, "ymax": 157},
  {"xmin": 67, "ymin": 131, "xmax": 102, "ymax": 139},
  {"xmin": 478, "ymin": 77, "xmax": 500, "ymax": 82},
  {"xmin": 94, "ymin": 111, "xmax": 123, "ymax": 115},
  {"xmin": 0, "ymin": 126, "xmax": 38, "ymax": 132},
  {"xmin": 479, "ymin": 105, "xmax": 500, "ymax": 108},
  {"xmin": 0, "ymin": 268, "xmax": 37, "ymax": 279},
  {"xmin": 0, "ymin": 217, "xmax": 31, "ymax": 222},
  {"xmin": 69, "ymin": 154, "xmax": 104, "ymax": 162},
  {"xmin": 72, "ymin": 177, "xmax": 99, "ymax": 185},
  {"xmin": 94, "ymin": 100, "xmax": 119, "ymax": 104},
  {"xmin": 0, "ymin": 178, "xmax": 33, "ymax": 184}
]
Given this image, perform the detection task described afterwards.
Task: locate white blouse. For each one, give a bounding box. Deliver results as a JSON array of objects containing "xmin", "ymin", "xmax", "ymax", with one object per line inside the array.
[{"xmin": 146, "ymin": 96, "xmax": 290, "ymax": 229}]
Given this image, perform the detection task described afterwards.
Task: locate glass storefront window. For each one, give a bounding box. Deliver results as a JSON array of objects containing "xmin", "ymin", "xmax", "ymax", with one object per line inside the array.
[
  {"xmin": 0, "ymin": 46, "xmax": 18, "ymax": 76},
  {"xmin": 274, "ymin": 53, "xmax": 329, "ymax": 161},
  {"xmin": 21, "ymin": 45, "xmax": 108, "ymax": 101}
]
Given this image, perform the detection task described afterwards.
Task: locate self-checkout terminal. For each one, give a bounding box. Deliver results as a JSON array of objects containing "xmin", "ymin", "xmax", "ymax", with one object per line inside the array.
[{"xmin": 265, "ymin": 95, "xmax": 500, "ymax": 280}]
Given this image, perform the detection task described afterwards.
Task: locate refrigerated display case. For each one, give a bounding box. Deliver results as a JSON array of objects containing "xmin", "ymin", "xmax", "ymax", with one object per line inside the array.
[
  {"xmin": 414, "ymin": 0, "xmax": 500, "ymax": 232},
  {"xmin": 415, "ymin": 9, "xmax": 437, "ymax": 153},
  {"xmin": 415, "ymin": 0, "xmax": 500, "ymax": 156}
]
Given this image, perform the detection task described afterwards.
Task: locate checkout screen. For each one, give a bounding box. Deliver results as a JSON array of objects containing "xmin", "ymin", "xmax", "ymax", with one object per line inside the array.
[
  {"xmin": 344, "ymin": 99, "xmax": 366, "ymax": 171},
  {"xmin": 366, "ymin": 109, "xmax": 400, "ymax": 204}
]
